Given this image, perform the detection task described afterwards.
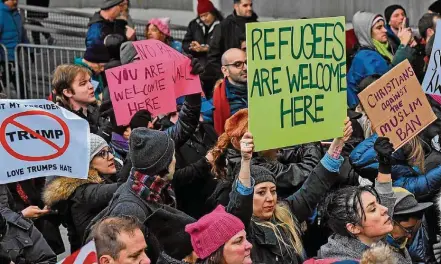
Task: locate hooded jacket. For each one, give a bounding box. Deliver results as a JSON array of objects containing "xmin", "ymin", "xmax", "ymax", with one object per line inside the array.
[
  {"xmin": 350, "ymin": 134, "xmax": 441, "ymax": 200},
  {"xmin": 43, "ymin": 169, "xmax": 120, "ymax": 252},
  {"xmin": 0, "ymin": 3, "xmax": 29, "ymax": 61},
  {"xmin": 347, "ymin": 11, "xmax": 414, "ymax": 109}
]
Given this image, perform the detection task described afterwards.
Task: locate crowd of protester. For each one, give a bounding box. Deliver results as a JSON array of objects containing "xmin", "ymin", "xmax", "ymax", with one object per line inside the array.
[{"xmin": 2, "ymin": 0, "xmax": 441, "ymax": 263}]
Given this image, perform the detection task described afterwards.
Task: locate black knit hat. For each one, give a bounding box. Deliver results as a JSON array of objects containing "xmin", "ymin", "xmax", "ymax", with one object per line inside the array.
[
  {"xmin": 144, "ymin": 207, "xmax": 195, "ymax": 260},
  {"xmin": 101, "ymin": 0, "xmax": 124, "ymax": 10},
  {"xmin": 129, "ymin": 127, "xmax": 174, "ymax": 175},
  {"xmin": 251, "ymin": 165, "xmax": 276, "ymax": 185},
  {"xmin": 130, "ymin": 110, "xmax": 152, "ymax": 130},
  {"xmin": 384, "ymin": 5, "xmax": 406, "ymax": 24},
  {"xmin": 429, "ymin": 1, "xmax": 441, "ymax": 14}
]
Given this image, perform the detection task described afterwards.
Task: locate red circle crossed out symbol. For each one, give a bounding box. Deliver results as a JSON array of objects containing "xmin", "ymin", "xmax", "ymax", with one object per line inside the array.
[{"xmin": 0, "ymin": 110, "xmax": 70, "ymax": 162}]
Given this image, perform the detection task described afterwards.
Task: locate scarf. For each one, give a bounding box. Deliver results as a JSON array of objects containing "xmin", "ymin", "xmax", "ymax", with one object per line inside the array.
[
  {"xmin": 372, "ymin": 38, "xmax": 393, "ymax": 62},
  {"xmin": 110, "ymin": 132, "xmax": 129, "ymax": 154},
  {"xmin": 213, "ymin": 79, "xmax": 230, "ymax": 135},
  {"xmin": 129, "ymin": 168, "xmax": 171, "ymax": 204}
]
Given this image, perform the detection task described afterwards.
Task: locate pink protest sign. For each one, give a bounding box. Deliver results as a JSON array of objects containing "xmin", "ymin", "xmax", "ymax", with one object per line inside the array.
[
  {"xmin": 106, "ymin": 60, "xmax": 177, "ymax": 126},
  {"xmin": 132, "ymin": 39, "xmax": 202, "ymax": 97}
]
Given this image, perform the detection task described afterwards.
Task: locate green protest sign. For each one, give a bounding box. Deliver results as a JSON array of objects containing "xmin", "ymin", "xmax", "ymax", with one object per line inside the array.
[{"xmin": 246, "ymin": 17, "xmax": 347, "ymax": 151}]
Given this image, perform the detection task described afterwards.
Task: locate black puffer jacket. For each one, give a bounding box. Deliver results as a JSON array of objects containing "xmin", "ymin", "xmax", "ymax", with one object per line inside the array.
[
  {"xmin": 42, "ymin": 169, "xmax": 122, "ymax": 252},
  {"xmin": 203, "ymin": 11, "xmax": 258, "ymax": 91},
  {"xmin": 0, "ymin": 185, "xmax": 56, "ymax": 264},
  {"xmin": 182, "ymin": 18, "xmax": 221, "ymax": 67},
  {"xmin": 420, "ymin": 95, "xmax": 441, "ymax": 144},
  {"xmin": 228, "ymin": 162, "xmax": 340, "ymax": 264}
]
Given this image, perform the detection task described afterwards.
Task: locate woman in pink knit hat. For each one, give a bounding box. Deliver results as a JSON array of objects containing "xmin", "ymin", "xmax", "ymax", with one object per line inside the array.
[
  {"xmin": 145, "ymin": 18, "xmax": 183, "ymax": 53},
  {"xmin": 184, "ymin": 131, "xmax": 255, "ymax": 263}
]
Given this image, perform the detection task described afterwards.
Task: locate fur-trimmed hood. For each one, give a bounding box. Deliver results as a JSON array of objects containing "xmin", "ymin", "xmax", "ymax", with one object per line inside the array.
[{"xmin": 43, "ymin": 169, "xmax": 103, "ymax": 206}]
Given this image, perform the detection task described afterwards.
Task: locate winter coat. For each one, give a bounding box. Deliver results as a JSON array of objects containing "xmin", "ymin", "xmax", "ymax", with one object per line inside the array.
[
  {"xmin": 172, "ymin": 157, "xmax": 218, "ymax": 219},
  {"xmin": 85, "ymin": 12, "xmax": 127, "ymax": 63},
  {"xmin": 350, "ymin": 134, "xmax": 441, "ymax": 200},
  {"xmin": 7, "ymin": 180, "xmax": 64, "ymax": 255},
  {"xmin": 203, "ymin": 11, "xmax": 257, "ymax": 89},
  {"xmin": 228, "ymin": 160, "xmax": 340, "ymax": 264},
  {"xmin": 26, "ymin": 0, "xmax": 50, "ymax": 18},
  {"xmin": 346, "ymin": 46, "xmax": 414, "ymax": 109},
  {"xmin": 117, "ymin": 93, "xmax": 202, "ymax": 178},
  {"xmin": 406, "ymin": 217, "xmax": 437, "ymax": 263},
  {"xmin": 0, "ymin": 3, "xmax": 29, "ymax": 61},
  {"xmin": 0, "ymin": 185, "xmax": 56, "ymax": 264},
  {"xmin": 175, "ymin": 121, "xmax": 217, "ymax": 169},
  {"xmin": 318, "ymin": 180, "xmax": 412, "ymax": 263},
  {"xmin": 182, "ymin": 18, "xmax": 221, "ymax": 66},
  {"xmin": 42, "ymin": 169, "xmax": 120, "ymax": 252}
]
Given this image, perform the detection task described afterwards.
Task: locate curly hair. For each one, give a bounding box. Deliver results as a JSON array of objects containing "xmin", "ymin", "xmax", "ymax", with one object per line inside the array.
[{"xmin": 210, "ymin": 109, "xmax": 248, "ymax": 179}]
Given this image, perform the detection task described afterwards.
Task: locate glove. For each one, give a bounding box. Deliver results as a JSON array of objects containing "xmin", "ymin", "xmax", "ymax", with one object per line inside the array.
[
  {"xmin": 374, "ymin": 137, "xmax": 394, "ymax": 174},
  {"xmin": 189, "ymin": 56, "xmax": 204, "ymax": 75}
]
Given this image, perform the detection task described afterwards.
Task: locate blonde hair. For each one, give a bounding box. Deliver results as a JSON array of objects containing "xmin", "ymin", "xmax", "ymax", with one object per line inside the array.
[
  {"xmin": 360, "ymin": 244, "xmax": 397, "ymax": 264},
  {"xmin": 253, "ymin": 203, "xmax": 304, "ymax": 259},
  {"xmin": 403, "ymin": 136, "xmax": 426, "ymax": 173},
  {"xmin": 52, "ymin": 64, "xmax": 91, "ymax": 110}
]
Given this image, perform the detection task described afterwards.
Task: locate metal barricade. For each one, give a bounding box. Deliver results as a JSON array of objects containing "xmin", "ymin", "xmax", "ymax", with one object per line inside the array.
[
  {"xmin": 14, "ymin": 44, "xmax": 85, "ymax": 99},
  {"xmin": 0, "ymin": 44, "xmax": 11, "ymax": 97},
  {"xmin": 18, "ymin": 4, "xmax": 188, "ymax": 48}
]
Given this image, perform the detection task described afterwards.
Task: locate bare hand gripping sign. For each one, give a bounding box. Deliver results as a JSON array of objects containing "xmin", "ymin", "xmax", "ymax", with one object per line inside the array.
[
  {"xmin": 0, "ymin": 100, "xmax": 89, "ymax": 184},
  {"xmin": 247, "ymin": 17, "xmax": 347, "ymax": 151},
  {"xmin": 358, "ymin": 60, "xmax": 437, "ymax": 149}
]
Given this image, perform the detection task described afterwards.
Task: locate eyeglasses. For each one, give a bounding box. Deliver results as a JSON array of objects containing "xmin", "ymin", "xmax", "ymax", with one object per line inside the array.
[
  {"xmin": 393, "ymin": 219, "xmax": 421, "ymax": 237},
  {"xmin": 223, "ymin": 60, "xmax": 247, "ymax": 69},
  {"xmin": 97, "ymin": 149, "xmax": 113, "ymax": 160}
]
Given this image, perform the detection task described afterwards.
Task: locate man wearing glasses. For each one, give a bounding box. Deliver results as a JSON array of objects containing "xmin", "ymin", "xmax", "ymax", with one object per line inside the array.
[
  {"xmin": 388, "ymin": 187, "xmax": 434, "ymax": 263},
  {"xmin": 202, "ymin": 48, "xmax": 248, "ymax": 135}
]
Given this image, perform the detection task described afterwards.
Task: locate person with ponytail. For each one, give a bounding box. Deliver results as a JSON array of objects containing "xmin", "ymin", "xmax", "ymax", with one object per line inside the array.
[
  {"xmin": 319, "ymin": 137, "xmax": 412, "ymax": 263},
  {"xmin": 226, "ymin": 117, "xmax": 352, "ymax": 263}
]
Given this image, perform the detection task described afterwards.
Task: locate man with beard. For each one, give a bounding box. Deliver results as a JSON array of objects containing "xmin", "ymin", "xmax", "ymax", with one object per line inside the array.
[
  {"xmin": 203, "ymin": 48, "xmax": 248, "ymax": 135},
  {"xmin": 203, "ymin": 0, "xmax": 257, "ymax": 98}
]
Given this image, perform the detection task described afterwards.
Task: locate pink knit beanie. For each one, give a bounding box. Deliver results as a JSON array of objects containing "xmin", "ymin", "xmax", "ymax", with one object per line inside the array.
[
  {"xmin": 148, "ymin": 18, "xmax": 171, "ymax": 37},
  {"xmin": 185, "ymin": 205, "xmax": 245, "ymax": 259}
]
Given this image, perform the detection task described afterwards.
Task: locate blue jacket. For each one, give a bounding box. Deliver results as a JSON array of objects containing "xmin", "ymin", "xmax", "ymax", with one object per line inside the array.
[
  {"xmin": 346, "ymin": 49, "xmax": 391, "ymax": 108},
  {"xmin": 347, "ymin": 45, "xmax": 414, "ymax": 109},
  {"xmin": 202, "ymin": 79, "xmax": 248, "ymax": 123},
  {"xmin": 0, "ymin": 3, "xmax": 29, "ymax": 61},
  {"xmin": 350, "ymin": 134, "xmax": 441, "ymax": 200}
]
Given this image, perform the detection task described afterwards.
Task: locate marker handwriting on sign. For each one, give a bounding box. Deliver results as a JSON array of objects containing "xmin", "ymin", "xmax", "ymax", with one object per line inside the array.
[
  {"xmin": 358, "ymin": 60, "xmax": 437, "ymax": 149},
  {"xmin": 425, "ymin": 49, "xmax": 441, "ymax": 94},
  {"xmin": 249, "ymin": 21, "xmax": 347, "ymax": 130},
  {"xmin": 7, "ymin": 164, "xmax": 72, "ymax": 178}
]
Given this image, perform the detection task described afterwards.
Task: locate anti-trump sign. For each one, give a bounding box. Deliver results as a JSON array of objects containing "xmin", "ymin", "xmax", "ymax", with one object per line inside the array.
[
  {"xmin": 247, "ymin": 17, "xmax": 347, "ymax": 151},
  {"xmin": 358, "ymin": 60, "xmax": 437, "ymax": 149},
  {"xmin": 0, "ymin": 100, "xmax": 89, "ymax": 183}
]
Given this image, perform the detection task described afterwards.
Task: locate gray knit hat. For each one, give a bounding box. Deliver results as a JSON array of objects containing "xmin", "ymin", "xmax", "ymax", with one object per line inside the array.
[
  {"xmin": 129, "ymin": 128, "xmax": 175, "ymax": 175},
  {"xmin": 120, "ymin": 41, "xmax": 138, "ymax": 65},
  {"xmin": 101, "ymin": 0, "xmax": 124, "ymax": 10},
  {"xmin": 251, "ymin": 165, "xmax": 276, "ymax": 185},
  {"xmin": 89, "ymin": 133, "xmax": 108, "ymax": 163}
]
